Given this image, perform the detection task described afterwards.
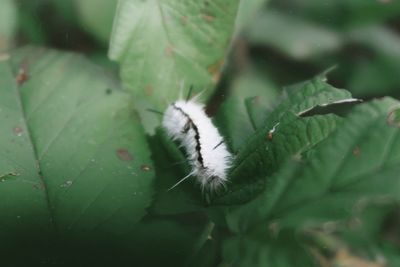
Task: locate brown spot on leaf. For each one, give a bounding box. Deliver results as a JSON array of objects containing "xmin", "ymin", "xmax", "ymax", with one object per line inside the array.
[
  {"xmin": 266, "ymin": 123, "xmax": 280, "ymax": 141},
  {"xmin": 202, "ymin": 14, "xmax": 215, "ymax": 22},
  {"xmin": 352, "ymin": 146, "xmax": 361, "ymax": 157},
  {"xmin": 387, "ymin": 108, "xmax": 400, "ymax": 128},
  {"xmin": 165, "ymin": 45, "xmax": 174, "ymax": 57},
  {"xmin": 116, "ymin": 149, "xmax": 133, "ymax": 161},
  {"xmin": 13, "ymin": 127, "xmax": 23, "ymax": 136},
  {"xmin": 267, "ymin": 132, "xmax": 273, "ymax": 141},
  {"xmin": 15, "ymin": 64, "xmax": 28, "ymax": 86},
  {"xmin": 144, "ymin": 85, "xmax": 153, "ymax": 96},
  {"xmin": 207, "ymin": 59, "xmax": 224, "ymax": 83},
  {"xmin": 141, "ymin": 164, "xmax": 151, "ymax": 172},
  {"xmin": 180, "ymin": 16, "xmax": 188, "ymax": 25}
]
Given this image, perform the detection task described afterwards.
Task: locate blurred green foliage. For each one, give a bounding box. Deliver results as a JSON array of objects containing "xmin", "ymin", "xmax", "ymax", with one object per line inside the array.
[
  {"xmin": 0, "ymin": 0, "xmax": 17, "ymax": 52},
  {"xmin": 1, "ymin": 0, "xmax": 400, "ymax": 266}
]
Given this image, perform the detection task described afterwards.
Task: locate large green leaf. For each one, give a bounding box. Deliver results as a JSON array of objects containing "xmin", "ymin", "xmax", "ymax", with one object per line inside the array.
[
  {"xmin": 0, "ymin": 55, "xmax": 51, "ymax": 248},
  {"xmin": 272, "ymin": 98, "xmax": 400, "ymax": 227},
  {"xmin": 1, "ymin": 47, "xmax": 154, "ymax": 249},
  {"xmin": 213, "ymin": 74, "xmax": 356, "ymax": 204},
  {"xmin": 109, "ymin": 0, "xmax": 240, "ymax": 132},
  {"xmin": 228, "ymin": 98, "xmax": 400, "ymax": 235}
]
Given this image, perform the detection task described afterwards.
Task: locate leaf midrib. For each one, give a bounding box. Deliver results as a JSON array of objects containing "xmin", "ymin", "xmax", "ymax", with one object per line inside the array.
[{"xmin": 10, "ymin": 61, "xmax": 55, "ymax": 229}]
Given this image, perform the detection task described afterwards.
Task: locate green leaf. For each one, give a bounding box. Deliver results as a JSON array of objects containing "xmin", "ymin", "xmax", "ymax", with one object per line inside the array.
[
  {"xmin": 234, "ymin": 0, "xmax": 268, "ymax": 32},
  {"xmin": 214, "ymin": 67, "xmax": 279, "ymax": 152},
  {"xmin": 119, "ymin": 217, "xmax": 211, "ymax": 267},
  {"xmin": 1, "ymin": 47, "xmax": 154, "ymax": 243},
  {"xmin": 148, "ymin": 128, "xmax": 204, "ymax": 215},
  {"xmin": 380, "ymin": 244, "xmax": 400, "ymax": 267},
  {"xmin": 226, "ymin": 98, "xmax": 400, "ymax": 233},
  {"xmin": 20, "ymin": 216, "xmax": 211, "ymax": 266},
  {"xmin": 109, "ymin": 0, "xmax": 240, "ymax": 132},
  {"xmin": 51, "ymin": 0, "xmax": 80, "ymax": 26},
  {"xmin": 0, "ymin": 0, "xmax": 18, "ymax": 52},
  {"xmin": 214, "ymin": 74, "xmax": 355, "ymax": 205},
  {"xmin": 271, "ymin": 98, "xmax": 400, "ymax": 228},
  {"xmin": 74, "ymin": 0, "xmax": 118, "ymax": 43},
  {"xmin": 246, "ymin": 10, "xmax": 342, "ymax": 60},
  {"xmin": 221, "ymin": 230, "xmax": 315, "ymax": 267},
  {"xmin": 0, "ymin": 55, "xmax": 51, "ymax": 246},
  {"xmin": 186, "ymin": 238, "xmax": 218, "ymax": 267},
  {"xmin": 224, "ymin": 160, "xmax": 301, "ymax": 233},
  {"xmin": 183, "ymin": 222, "xmax": 217, "ymax": 267},
  {"xmin": 346, "ymin": 27, "xmax": 400, "ymax": 98}
]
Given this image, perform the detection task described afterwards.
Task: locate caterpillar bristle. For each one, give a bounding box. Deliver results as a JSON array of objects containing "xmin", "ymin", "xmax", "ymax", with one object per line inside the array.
[{"xmin": 162, "ymin": 97, "xmax": 232, "ymax": 193}]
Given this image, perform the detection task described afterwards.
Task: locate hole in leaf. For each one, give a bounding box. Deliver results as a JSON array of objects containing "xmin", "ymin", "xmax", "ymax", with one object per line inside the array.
[
  {"xmin": 0, "ymin": 172, "xmax": 19, "ymax": 182},
  {"xmin": 141, "ymin": 165, "xmax": 151, "ymax": 172},
  {"xmin": 299, "ymin": 99, "xmax": 361, "ymax": 117},
  {"xmin": 15, "ymin": 64, "xmax": 29, "ymax": 86}
]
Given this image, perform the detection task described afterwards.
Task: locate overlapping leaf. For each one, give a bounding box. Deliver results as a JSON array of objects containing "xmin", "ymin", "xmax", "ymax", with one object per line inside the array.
[
  {"xmin": 0, "ymin": 57, "xmax": 51, "ymax": 246},
  {"xmin": 225, "ymin": 98, "xmax": 400, "ymax": 233},
  {"xmin": 109, "ymin": 0, "xmax": 240, "ymax": 132},
  {"xmin": 272, "ymin": 98, "xmax": 400, "ymax": 228},
  {"xmin": 213, "ymin": 74, "xmax": 356, "ymax": 204},
  {"xmin": 1, "ymin": 47, "xmax": 154, "ymax": 246}
]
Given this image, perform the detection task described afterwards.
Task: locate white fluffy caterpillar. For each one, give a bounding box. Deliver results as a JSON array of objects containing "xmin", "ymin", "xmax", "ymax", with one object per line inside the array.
[{"xmin": 162, "ymin": 99, "xmax": 232, "ymax": 192}]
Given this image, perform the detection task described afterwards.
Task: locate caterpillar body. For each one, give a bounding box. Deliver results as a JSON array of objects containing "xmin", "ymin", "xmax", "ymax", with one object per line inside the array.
[{"xmin": 162, "ymin": 99, "xmax": 232, "ymax": 192}]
